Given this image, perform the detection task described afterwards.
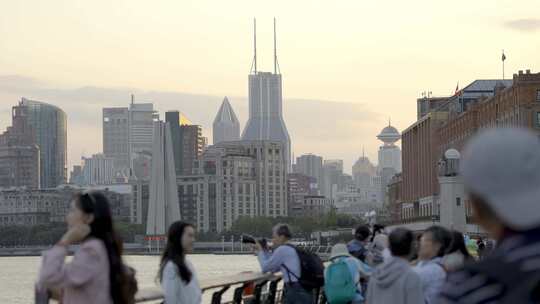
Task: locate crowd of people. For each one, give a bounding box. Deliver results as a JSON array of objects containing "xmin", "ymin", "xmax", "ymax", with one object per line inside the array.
[
  {"xmin": 249, "ymin": 128, "xmax": 540, "ymax": 304},
  {"xmin": 34, "ymin": 126, "xmax": 540, "ymax": 304}
]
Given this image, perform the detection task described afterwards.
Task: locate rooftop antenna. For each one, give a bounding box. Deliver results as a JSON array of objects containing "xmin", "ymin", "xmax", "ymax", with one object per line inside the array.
[
  {"xmin": 250, "ymin": 18, "xmax": 257, "ymax": 74},
  {"xmin": 388, "ymin": 117, "xmax": 391, "ymax": 126},
  {"xmin": 131, "ymin": 94, "xmax": 134, "ymax": 104},
  {"xmin": 274, "ymin": 17, "xmax": 280, "ymax": 74}
]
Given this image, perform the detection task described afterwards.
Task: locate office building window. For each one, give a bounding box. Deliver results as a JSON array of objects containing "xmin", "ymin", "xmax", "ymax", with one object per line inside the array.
[
  {"xmin": 536, "ymin": 112, "xmax": 540, "ymax": 128},
  {"xmin": 537, "ymin": 90, "xmax": 540, "ymax": 102}
]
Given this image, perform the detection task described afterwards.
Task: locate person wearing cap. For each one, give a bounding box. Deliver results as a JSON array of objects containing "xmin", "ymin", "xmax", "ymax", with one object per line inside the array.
[
  {"xmin": 439, "ymin": 128, "xmax": 540, "ymax": 303},
  {"xmin": 366, "ymin": 228, "xmax": 424, "ymax": 304},
  {"xmin": 324, "ymin": 244, "xmax": 372, "ymax": 304}
]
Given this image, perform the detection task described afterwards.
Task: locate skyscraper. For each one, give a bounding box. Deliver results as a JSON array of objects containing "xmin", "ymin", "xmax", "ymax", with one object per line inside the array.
[
  {"xmin": 103, "ymin": 107, "xmax": 129, "ymax": 172},
  {"xmin": 213, "ymin": 96, "xmax": 240, "ymax": 144},
  {"xmin": 322, "ymin": 159, "xmax": 343, "ymax": 198},
  {"xmin": 241, "ymin": 19, "xmax": 291, "ymax": 170},
  {"xmin": 0, "ymin": 103, "xmax": 40, "ymax": 189},
  {"xmin": 128, "ymin": 100, "xmax": 158, "ymax": 169},
  {"xmin": 181, "ymin": 125, "xmax": 203, "ymax": 175},
  {"xmin": 146, "ymin": 121, "xmax": 181, "ymax": 236},
  {"xmin": 103, "ymin": 96, "xmax": 158, "ymax": 175},
  {"xmin": 165, "ymin": 111, "xmax": 203, "ymax": 176},
  {"xmin": 165, "ymin": 111, "xmax": 183, "ymax": 176},
  {"xmin": 294, "ymin": 154, "xmax": 323, "ymax": 189},
  {"xmin": 19, "ymin": 98, "xmax": 67, "ymax": 188}
]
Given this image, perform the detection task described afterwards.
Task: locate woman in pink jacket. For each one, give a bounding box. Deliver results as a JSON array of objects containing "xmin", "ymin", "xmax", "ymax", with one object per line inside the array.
[{"xmin": 38, "ymin": 191, "xmax": 131, "ymax": 304}]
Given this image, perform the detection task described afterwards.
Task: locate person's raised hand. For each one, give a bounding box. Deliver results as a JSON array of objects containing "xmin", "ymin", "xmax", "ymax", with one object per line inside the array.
[{"xmin": 58, "ymin": 224, "xmax": 91, "ymax": 246}]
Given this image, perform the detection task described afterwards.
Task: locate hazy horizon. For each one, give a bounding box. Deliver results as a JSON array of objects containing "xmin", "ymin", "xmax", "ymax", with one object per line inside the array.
[
  {"xmin": 0, "ymin": 74, "xmax": 383, "ymax": 174},
  {"xmin": 1, "ymin": 0, "xmax": 540, "ymax": 174}
]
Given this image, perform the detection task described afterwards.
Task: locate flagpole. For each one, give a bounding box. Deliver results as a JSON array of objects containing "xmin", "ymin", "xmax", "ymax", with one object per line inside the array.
[{"xmin": 502, "ymin": 49, "xmax": 505, "ymax": 80}]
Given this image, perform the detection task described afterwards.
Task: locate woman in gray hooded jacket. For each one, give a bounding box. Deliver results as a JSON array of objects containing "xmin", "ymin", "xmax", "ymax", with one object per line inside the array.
[{"xmin": 366, "ymin": 228, "xmax": 424, "ymax": 304}]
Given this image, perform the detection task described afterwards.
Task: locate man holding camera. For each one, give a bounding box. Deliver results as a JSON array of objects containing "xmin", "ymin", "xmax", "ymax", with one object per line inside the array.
[{"xmin": 253, "ymin": 223, "xmax": 314, "ymax": 304}]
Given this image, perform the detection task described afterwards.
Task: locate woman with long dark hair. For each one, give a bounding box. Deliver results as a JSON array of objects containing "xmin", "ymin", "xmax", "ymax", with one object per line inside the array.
[
  {"xmin": 442, "ymin": 231, "xmax": 473, "ymax": 272},
  {"xmin": 38, "ymin": 191, "xmax": 131, "ymax": 304},
  {"xmin": 158, "ymin": 221, "xmax": 201, "ymax": 304}
]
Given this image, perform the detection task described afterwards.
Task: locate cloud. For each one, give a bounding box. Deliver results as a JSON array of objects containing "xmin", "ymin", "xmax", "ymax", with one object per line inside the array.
[
  {"xmin": 0, "ymin": 75, "xmax": 382, "ymax": 173},
  {"xmin": 504, "ymin": 18, "xmax": 540, "ymax": 32}
]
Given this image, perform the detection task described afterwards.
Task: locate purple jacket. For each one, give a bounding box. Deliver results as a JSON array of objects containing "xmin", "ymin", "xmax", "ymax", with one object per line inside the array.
[{"xmin": 38, "ymin": 238, "xmax": 112, "ymax": 304}]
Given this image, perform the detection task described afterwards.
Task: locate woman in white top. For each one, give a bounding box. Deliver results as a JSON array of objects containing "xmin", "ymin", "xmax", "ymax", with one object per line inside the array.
[{"xmin": 158, "ymin": 221, "xmax": 202, "ymax": 304}]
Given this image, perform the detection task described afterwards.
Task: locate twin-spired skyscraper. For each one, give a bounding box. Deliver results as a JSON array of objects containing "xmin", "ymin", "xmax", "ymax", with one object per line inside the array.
[{"xmin": 241, "ymin": 19, "xmax": 291, "ymax": 169}]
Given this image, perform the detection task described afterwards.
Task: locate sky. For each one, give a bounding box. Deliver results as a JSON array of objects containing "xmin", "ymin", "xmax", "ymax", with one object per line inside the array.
[{"xmin": 1, "ymin": 0, "xmax": 540, "ymax": 173}]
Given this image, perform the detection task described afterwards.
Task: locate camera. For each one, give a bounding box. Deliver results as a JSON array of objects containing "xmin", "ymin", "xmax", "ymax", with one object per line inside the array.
[{"xmin": 241, "ymin": 234, "xmax": 268, "ymax": 249}]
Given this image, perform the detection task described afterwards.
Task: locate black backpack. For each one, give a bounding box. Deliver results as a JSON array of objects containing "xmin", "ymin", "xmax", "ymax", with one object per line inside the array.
[{"xmin": 283, "ymin": 244, "xmax": 325, "ymax": 290}]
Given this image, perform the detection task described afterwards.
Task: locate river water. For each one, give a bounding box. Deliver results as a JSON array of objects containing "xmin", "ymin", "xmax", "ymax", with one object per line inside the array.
[{"xmin": 0, "ymin": 254, "xmax": 260, "ymax": 303}]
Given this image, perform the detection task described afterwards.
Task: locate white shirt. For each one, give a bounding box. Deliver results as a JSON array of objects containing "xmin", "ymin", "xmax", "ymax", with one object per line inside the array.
[{"xmin": 162, "ymin": 259, "xmax": 202, "ymax": 304}]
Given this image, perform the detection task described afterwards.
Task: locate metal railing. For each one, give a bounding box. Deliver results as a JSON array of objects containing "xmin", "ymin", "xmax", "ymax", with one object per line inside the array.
[
  {"xmin": 35, "ymin": 246, "xmax": 330, "ymax": 303},
  {"xmin": 135, "ymin": 272, "xmax": 283, "ymax": 304}
]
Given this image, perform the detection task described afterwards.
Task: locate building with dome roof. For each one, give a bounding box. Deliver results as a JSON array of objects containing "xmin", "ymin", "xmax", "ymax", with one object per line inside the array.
[{"xmin": 377, "ymin": 122, "xmax": 401, "ymax": 175}]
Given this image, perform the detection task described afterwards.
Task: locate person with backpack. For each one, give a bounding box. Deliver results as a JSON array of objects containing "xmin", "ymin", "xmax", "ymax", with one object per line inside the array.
[
  {"xmin": 348, "ymin": 225, "xmax": 371, "ymax": 262},
  {"xmin": 413, "ymin": 225, "xmax": 451, "ymax": 304},
  {"xmin": 255, "ymin": 223, "xmax": 321, "ymax": 304},
  {"xmin": 324, "ymin": 244, "xmax": 371, "ymax": 304},
  {"xmin": 158, "ymin": 221, "xmax": 201, "ymax": 304},
  {"xmin": 37, "ymin": 191, "xmax": 134, "ymax": 304},
  {"xmin": 439, "ymin": 128, "xmax": 540, "ymax": 304},
  {"xmin": 366, "ymin": 228, "xmax": 424, "ymax": 304}
]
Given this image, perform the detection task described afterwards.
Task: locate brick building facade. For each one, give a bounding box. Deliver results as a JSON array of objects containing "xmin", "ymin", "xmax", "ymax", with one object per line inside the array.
[{"xmin": 396, "ymin": 70, "xmax": 540, "ymax": 229}]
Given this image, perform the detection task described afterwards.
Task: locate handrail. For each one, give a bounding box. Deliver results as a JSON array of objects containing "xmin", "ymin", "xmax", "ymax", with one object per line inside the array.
[{"xmin": 134, "ymin": 272, "xmax": 282, "ymax": 303}]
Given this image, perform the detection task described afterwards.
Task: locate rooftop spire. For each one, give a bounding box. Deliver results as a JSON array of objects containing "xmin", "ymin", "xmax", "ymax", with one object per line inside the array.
[
  {"xmin": 274, "ymin": 17, "xmax": 280, "ymax": 74},
  {"xmin": 250, "ymin": 18, "xmax": 257, "ymax": 74}
]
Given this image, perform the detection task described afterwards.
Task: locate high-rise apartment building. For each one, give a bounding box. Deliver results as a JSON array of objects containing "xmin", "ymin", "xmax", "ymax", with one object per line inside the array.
[
  {"xmin": 181, "ymin": 125, "xmax": 203, "ymax": 175},
  {"xmin": 128, "ymin": 101, "xmax": 158, "ymax": 169},
  {"xmin": 164, "ymin": 111, "xmax": 202, "ymax": 176},
  {"xmin": 177, "ymin": 140, "xmax": 287, "ymax": 233},
  {"xmin": 165, "ymin": 111, "xmax": 184, "ymax": 176},
  {"xmin": 322, "ymin": 159, "xmax": 344, "ymax": 198},
  {"xmin": 103, "ymin": 107, "xmax": 129, "ymax": 172},
  {"xmin": 0, "ymin": 104, "xmax": 40, "ymax": 189},
  {"xmin": 294, "ymin": 154, "xmax": 323, "ymax": 190}
]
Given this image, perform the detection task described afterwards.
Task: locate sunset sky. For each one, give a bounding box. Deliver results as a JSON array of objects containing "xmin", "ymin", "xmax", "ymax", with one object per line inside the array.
[{"xmin": 1, "ymin": 0, "xmax": 540, "ymax": 173}]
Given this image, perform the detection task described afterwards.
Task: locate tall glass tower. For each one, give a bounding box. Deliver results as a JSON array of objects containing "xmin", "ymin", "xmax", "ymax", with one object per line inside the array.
[{"xmin": 20, "ymin": 98, "xmax": 67, "ymax": 188}]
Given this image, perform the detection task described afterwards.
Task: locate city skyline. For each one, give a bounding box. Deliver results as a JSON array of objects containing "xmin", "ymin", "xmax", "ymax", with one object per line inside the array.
[{"xmin": 2, "ymin": 1, "xmax": 540, "ymax": 173}]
